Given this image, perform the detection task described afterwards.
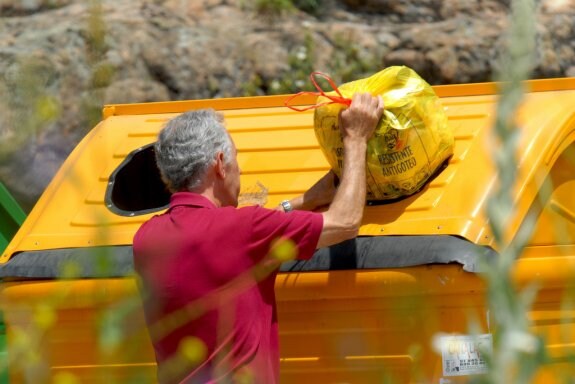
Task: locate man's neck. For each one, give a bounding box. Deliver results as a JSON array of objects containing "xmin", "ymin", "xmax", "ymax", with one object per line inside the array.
[{"xmin": 187, "ymin": 186, "xmax": 222, "ymax": 208}]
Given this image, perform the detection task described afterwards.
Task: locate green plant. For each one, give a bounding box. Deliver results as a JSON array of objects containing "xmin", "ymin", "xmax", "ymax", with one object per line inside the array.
[
  {"xmin": 243, "ymin": 29, "xmax": 382, "ymax": 97},
  {"xmin": 242, "ymin": 28, "xmax": 383, "ymax": 98},
  {"xmin": 292, "ymin": 0, "xmax": 323, "ymax": 15},
  {"xmin": 253, "ymin": 0, "xmax": 294, "ymax": 17},
  {"xmin": 478, "ymin": 0, "xmax": 545, "ymax": 382},
  {"xmin": 328, "ymin": 33, "xmax": 380, "ymax": 84},
  {"xmin": 243, "ymin": 33, "xmax": 316, "ymax": 96},
  {"xmin": 90, "ymin": 61, "xmax": 115, "ymax": 89},
  {"xmin": 82, "ymin": 0, "xmax": 115, "ymax": 130},
  {"xmin": 85, "ymin": 0, "xmax": 107, "ymax": 62},
  {"xmin": 248, "ymin": 0, "xmax": 323, "ymax": 17}
]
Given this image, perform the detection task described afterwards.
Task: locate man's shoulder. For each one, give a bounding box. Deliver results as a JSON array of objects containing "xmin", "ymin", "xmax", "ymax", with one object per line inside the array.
[
  {"xmin": 241, "ymin": 205, "xmax": 323, "ymax": 228},
  {"xmin": 234, "ymin": 204, "xmax": 282, "ymax": 218}
]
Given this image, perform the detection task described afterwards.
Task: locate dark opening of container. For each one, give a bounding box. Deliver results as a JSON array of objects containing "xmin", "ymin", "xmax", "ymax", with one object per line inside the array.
[{"xmin": 105, "ymin": 144, "xmax": 170, "ymax": 216}]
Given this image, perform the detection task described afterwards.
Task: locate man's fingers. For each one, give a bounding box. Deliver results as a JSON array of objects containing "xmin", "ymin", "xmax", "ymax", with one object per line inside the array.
[{"xmin": 350, "ymin": 93, "xmax": 383, "ymax": 109}]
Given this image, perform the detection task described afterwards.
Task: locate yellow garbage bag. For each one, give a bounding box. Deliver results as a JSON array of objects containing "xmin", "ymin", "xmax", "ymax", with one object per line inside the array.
[{"xmin": 289, "ymin": 67, "xmax": 453, "ymax": 201}]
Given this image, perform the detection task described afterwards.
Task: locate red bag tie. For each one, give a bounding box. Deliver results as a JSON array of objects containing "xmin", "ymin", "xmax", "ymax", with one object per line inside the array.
[{"xmin": 284, "ymin": 72, "xmax": 352, "ymax": 112}]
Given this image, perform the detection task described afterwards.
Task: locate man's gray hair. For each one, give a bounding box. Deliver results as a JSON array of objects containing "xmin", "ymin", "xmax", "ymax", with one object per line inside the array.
[{"xmin": 155, "ymin": 109, "xmax": 233, "ymax": 192}]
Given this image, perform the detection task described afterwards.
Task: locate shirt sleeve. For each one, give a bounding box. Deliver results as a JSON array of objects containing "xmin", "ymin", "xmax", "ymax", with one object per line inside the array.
[{"xmin": 245, "ymin": 206, "xmax": 323, "ymax": 263}]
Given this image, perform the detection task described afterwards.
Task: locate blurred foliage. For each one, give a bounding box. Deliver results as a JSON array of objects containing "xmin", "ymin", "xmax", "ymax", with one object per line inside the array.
[
  {"xmin": 0, "ymin": 58, "xmax": 61, "ymax": 164},
  {"xmin": 82, "ymin": 0, "xmax": 115, "ymax": 130},
  {"xmin": 478, "ymin": 0, "xmax": 546, "ymax": 383},
  {"xmin": 85, "ymin": 0, "xmax": 107, "ymax": 62},
  {"xmin": 90, "ymin": 61, "xmax": 116, "ymax": 89}
]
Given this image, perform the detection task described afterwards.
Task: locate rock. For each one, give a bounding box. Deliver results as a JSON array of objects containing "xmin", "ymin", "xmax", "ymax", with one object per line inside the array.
[
  {"xmin": 383, "ymin": 49, "xmax": 430, "ymax": 77},
  {"xmin": 104, "ymin": 79, "xmax": 171, "ymax": 104},
  {"xmin": 426, "ymin": 47, "xmax": 459, "ymax": 83},
  {"xmin": 0, "ymin": 0, "xmax": 73, "ymax": 16},
  {"xmin": 340, "ymin": 0, "xmax": 442, "ymax": 22},
  {"xmin": 0, "ymin": 126, "xmax": 77, "ymax": 211},
  {"xmin": 377, "ymin": 32, "xmax": 401, "ymax": 51},
  {"xmin": 439, "ymin": 0, "xmax": 509, "ymax": 19},
  {"xmin": 244, "ymin": 34, "xmax": 290, "ymax": 80}
]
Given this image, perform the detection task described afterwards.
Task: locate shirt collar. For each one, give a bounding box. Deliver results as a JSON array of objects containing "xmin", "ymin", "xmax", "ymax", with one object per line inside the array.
[{"xmin": 169, "ymin": 192, "xmax": 217, "ymax": 209}]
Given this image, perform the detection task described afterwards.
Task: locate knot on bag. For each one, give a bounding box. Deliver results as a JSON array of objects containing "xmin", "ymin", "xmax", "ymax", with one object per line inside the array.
[{"xmin": 284, "ymin": 72, "xmax": 352, "ymax": 112}]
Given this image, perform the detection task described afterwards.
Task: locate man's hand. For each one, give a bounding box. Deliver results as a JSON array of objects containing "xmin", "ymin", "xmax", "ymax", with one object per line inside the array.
[
  {"xmin": 279, "ymin": 170, "xmax": 337, "ymax": 213},
  {"xmin": 339, "ymin": 93, "xmax": 384, "ymax": 141},
  {"xmin": 303, "ymin": 170, "xmax": 338, "ymax": 210}
]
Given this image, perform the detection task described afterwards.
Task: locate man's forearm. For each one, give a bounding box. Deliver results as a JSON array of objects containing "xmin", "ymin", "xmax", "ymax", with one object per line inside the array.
[
  {"xmin": 277, "ymin": 193, "xmax": 324, "ymax": 212},
  {"xmin": 287, "ymin": 139, "xmax": 367, "ymax": 216},
  {"xmin": 328, "ymin": 138, "xmax": 367, "ymax": 228},
  {"xmin": 275, "ymin": 194, "xmax": 308, "ymax": 212},
  {"xmin": 276, "ymin": 171, "xmax": 337, "ymax": 212},
  {"xmin": 315, "ymin": 92, "xmax": 383, "ymax": 248},
  {"xmin": 315, "ymin": 138, "xmax": 368, "ymax": 248}
]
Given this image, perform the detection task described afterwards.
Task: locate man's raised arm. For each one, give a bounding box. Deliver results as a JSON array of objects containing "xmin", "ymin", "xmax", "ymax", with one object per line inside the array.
[{"xmin": 317, "ymin": 93, "xmax": 384, "ymax": 248}]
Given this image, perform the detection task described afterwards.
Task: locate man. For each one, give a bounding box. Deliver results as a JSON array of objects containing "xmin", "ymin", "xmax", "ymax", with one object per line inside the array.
[{"xmin": 133, "ymin": 93, "xmax": 384, "ymax": 383}]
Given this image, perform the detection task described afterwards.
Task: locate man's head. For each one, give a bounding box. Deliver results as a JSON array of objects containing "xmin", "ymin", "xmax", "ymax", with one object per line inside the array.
[{"xmin": 155, "ymin": 109, "xmax": 241, "ymax": 207}]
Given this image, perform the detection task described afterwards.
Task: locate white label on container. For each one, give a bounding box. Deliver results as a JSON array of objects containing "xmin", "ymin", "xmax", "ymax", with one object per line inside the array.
[{"xmin": 440, "ymin": 334, "xmax": 492, "ymax": 377}]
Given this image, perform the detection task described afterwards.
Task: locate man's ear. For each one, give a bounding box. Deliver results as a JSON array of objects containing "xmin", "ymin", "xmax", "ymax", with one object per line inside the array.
[{"xmin": 215, "ymin": 151, "xmax": 226, "ymax": 179}]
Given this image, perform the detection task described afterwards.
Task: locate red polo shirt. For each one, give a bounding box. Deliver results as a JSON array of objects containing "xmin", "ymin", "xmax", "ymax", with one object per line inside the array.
[{"xmin": 133, "ymin": 192, "xmax": 323, "ymax": 383}]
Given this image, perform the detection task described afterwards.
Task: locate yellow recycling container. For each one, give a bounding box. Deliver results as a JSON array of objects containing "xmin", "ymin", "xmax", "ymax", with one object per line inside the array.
[{"xmin": 0, "ymin": 77, "xmax": 574, "ymax": 383}]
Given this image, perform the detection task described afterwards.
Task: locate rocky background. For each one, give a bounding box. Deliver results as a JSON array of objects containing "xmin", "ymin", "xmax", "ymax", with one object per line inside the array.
[{"xmin": 0, "ymin": 0, "xmax": 574, "ymax": 210}]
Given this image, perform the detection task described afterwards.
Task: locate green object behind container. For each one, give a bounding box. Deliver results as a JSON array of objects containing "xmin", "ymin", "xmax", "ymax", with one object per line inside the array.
[
  {"xmin": 0, "ymin": 181, "xmax": 26, "ymax": 384},
  {"xmin": 0, "ymin": 181, "xmax": 26, "ymax": 255},
  {"xmin": 0, "ymin": 312, "xmax": 6, "ymax": 384}
]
